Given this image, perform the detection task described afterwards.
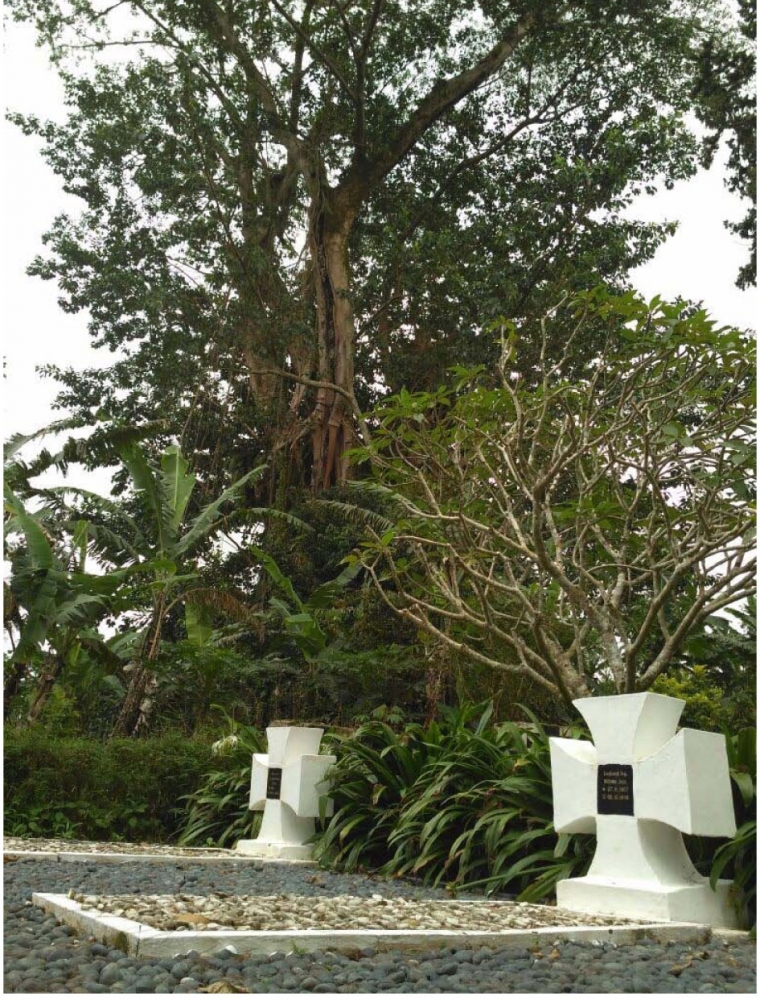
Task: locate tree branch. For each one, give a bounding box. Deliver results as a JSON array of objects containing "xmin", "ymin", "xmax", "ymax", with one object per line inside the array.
[{"xmin": 367, "ymin": 10, "xmax": 536, "ymax": 187}]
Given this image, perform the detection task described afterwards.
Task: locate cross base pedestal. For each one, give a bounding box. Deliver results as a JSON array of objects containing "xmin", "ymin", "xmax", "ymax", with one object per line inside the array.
[
  {"xmin": 557, "ymin": 875, "xmax": 739, "ymax": 928},
  {"xmin": 235, "ymin": 839, "xmax": 315, "ymax": 860},
  {"xmin": 235, "ymin": 799, "xmax": 318, "ymax": 860}
]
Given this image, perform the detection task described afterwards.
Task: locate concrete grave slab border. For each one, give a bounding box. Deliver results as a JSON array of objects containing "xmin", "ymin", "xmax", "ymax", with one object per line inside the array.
[{"xmin": 32, "ymin": 892, "xmax": 717, "ymax": 959}]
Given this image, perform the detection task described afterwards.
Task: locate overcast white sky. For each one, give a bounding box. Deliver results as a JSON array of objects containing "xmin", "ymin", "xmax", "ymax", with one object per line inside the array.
[{"xmin": 1, "ymin": 19, "xmax": 756, "ymax": 475}]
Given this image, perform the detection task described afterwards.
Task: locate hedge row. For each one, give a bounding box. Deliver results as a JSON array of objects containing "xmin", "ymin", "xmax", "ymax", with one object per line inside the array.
[{"xmin": 4, "ymin": 728, "xmax": 216, "ymax": 843}]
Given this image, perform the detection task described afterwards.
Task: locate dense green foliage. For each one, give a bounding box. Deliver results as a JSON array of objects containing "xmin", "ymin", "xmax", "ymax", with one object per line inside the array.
[
  {"xmin": 4, "ymin": 434, "xmax": 130, "ymax": 727},
  {"xmin": 652, "ymin": 598, "xmax": 756, "ymax": 731},
  {"xmin": 10, "ymin": 0, "xmax": 731, "ymax": 493},
  {"xmin": 4, "ymin": 728, "xmax": 215, "ymax": 842},
  {"xmin": 5, "ymin": 293, "xmax": 755, "ymax": 740},
  {"xmin": 711, "ymin": 727, "xmax": 757, "ymax": 929},
  {"xmin": 652, "ymin": 666, "xmax": 752, "ymax": 733},
  {"xmin": 693, "ymin": 0, "xmax": 756, "ymax": 288},
  {"xmin": 316, "ymin": 704, "xmax": 595, "ymax": 901},
  {"xmin": 177, "ymin": 716, "xmax": 266, "ymax": 848},
  {"xmin": 4, "ymin": 438, "xmax": 281, "ymax": 736}
]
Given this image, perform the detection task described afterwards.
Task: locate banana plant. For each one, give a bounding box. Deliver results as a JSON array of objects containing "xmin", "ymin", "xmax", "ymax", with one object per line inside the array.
[
  {"xmin": 3, "ymin": 485, "xmax": 124, "ymax": 724},
  {"xmin": 250, "ymin": 546, "xmax": 361, "ymax": 660},
  {"xmin": 5, "ymin": 428, "xmax": 301, "ymax": 735},
  {"xmin": 91, "ymin": 442, "xmax": 268, "ymax": 736}
]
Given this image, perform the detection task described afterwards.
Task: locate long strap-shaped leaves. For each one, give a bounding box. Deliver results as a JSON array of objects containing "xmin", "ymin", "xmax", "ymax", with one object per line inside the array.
[
  {"xmin": 176, "ymin": 465, "xmax": 266, "ymax": 557},
  {"xmin": 10, "ymin": 569, "xmax": 61, "ymax": 664},
  {"xmin": 4, "ymin": 486, "xmax": 54, "ymax": 570},
  {"xmin": 161, "ymin": 446, "xmax": 196, "ymax": 534},
  {"xmin": 6, "ymin": 487, "xmax": 119, "ymax": 665},
  {"xmin": 44, "ymin": 485, "xmax": 146, "ymax": 558},
  {"xmin": 117, "ymin": 441, "xmax": 172, "ymax": 557}
]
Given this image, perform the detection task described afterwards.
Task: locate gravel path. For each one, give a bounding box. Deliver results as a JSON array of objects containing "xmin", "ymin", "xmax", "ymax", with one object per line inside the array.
[{"xmin": 5, "ymin": 856, "xmax": 756, "ymax": 994}]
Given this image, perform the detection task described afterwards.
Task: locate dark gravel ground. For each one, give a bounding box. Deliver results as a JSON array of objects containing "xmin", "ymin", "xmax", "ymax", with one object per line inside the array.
[{"xmin": 4, "ymin": 856, "xmax": 756, "ymax": 994}]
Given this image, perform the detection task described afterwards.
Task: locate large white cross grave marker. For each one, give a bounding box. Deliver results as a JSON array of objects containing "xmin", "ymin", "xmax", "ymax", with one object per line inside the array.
[
  {"xmin": 236, "ymin": 726, "xmax": 336, "ymax": 860},
  {"xmin": 549, "ymin": 692, "xmax": 739, "ymax": 927}
]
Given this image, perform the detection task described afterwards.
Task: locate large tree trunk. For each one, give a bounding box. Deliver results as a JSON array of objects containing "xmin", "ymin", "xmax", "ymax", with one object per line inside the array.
[{"xmin": 308, "ymin": 190, "xmax": 360, "ymax": 490}]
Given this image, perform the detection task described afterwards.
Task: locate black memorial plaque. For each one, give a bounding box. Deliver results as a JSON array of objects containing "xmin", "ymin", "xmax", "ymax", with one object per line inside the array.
[
  {"xmin": 266, "ymin": 767, "xmax": 283, "ymax": 800},
  {"xmin": 597, "ymin": 763, "xmax": 634, "ymax": 816}
]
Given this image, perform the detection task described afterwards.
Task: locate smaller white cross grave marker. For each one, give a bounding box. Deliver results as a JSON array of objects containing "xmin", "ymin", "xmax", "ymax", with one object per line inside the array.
[
  {"xmin": 236, "ymin": 726, "xmax": 336, "ymax": 860},
  {"xmin": 550, "ymin": 692, "xmax": 739, "ymax": 927}
]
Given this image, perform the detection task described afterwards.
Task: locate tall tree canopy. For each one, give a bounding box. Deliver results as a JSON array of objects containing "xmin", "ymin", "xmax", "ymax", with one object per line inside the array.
[
  {"xmin": 11, "ymin": 1, "xmax": 729, "ymax": 494},
  {"xmin": 693, "ymin": 0, "xmax": 756, "ymax": 289}
]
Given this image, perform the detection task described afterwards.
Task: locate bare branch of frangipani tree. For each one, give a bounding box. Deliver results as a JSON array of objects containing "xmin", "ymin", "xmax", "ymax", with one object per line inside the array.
[{"xmin": 344, "ymin": 291, "xmax": 756, "ymax": 709}]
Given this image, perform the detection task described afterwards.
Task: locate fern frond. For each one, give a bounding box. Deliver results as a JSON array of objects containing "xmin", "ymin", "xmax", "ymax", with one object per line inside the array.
[{"xmin": 308, "ymin": 499, "xmax": 395, "ymax": 534}]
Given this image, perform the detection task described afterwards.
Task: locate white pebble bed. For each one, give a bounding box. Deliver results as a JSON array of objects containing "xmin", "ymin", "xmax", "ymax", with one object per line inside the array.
[
  {"xmin": 67, "ymin": 891, "xmax": 642, "ymax": 932},
  {"xmin": 3, "ymin": 837, "xmax": 234, "ymax": 857}
]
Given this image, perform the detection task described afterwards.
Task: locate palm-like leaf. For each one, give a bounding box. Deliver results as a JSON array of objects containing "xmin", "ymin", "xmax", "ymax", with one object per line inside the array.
[
  {"xmin": 43, "ymin": 485, "xmax": 146, "ymax": 557},
  {"xmin": 161, "ymin": 446, "xmax": 196, "ymax": 534},
  {"xmin": 308, "ymin": 562, "xmax": 363, "ymax": 609},
  {"xmin": 3, "ymin": 416, "xmax": 92, "ymax": 464},
  {"xmin": 116, "ymin": 441, "xmax": 171, "ymax": 556},
  {"xmin": 176, "ymin": 465, "xmax": 266, "ymax": 557},
  {"xmin": 53, "ymin": 593, "xmax": 108, "ymax": 625},
  {"xmin": 310, "ymin": 498, "xmax": 395, "ymax": 535},
  {"xmin": 185, "ymin": 602, "xmax": 213, "ymax": 647},
  {"xmin": 10, "ymin": 569, "xmax": 61, "ymax": 664},
  {"xmin": 249, "ymin": 545, "xmax": 303, "ymax": 609},
  {"xmin": 4, "ymin": 487, "xmax": 54, "ymax": 570}
]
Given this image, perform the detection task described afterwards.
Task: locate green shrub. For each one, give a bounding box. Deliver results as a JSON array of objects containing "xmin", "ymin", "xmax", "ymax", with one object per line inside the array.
[
  {"xmin": 387, "ymin": 709, "xmax": 594, "ymax": 900},
  {"xmin": 316, "ymin": 702, "xmax": 593, "ymax": 901},
  {"xmin": 35, "ymin": 685, "xmax": 84, "ymax": 737},
  {"xmin": 652, "ymin": 665, "xmax": 745, "ymax": 732},
  {"xmin": 4, "ymin": 728, "xmax": 214, "ymax": 842},
  {"xmin": 710, "ymin": 727, "xmax": 756, "ymax": 930},
  {"xmin": 315, "ymin": 708, "xmax": 444, "ymax": 870},
  {"xmin": 176, "ymin": 716, "xmax": 266, "ymax": 848}
]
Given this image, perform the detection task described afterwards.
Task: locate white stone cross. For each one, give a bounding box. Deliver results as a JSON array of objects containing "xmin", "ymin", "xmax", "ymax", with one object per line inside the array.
[
  {"xmin": 550, "ymin": 692, "xmax": 738, "ymax": 926},
  {"xmin": 236, "ymin": 726, "xmax": 336, "ymax": 860}
]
